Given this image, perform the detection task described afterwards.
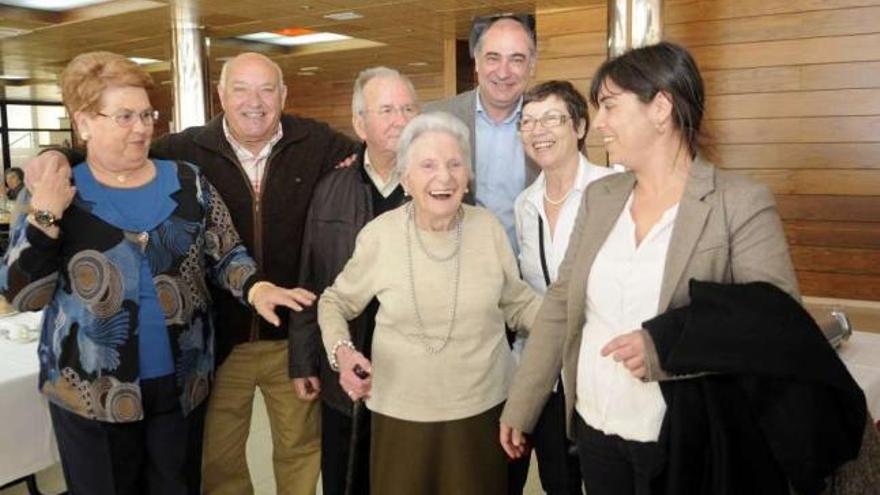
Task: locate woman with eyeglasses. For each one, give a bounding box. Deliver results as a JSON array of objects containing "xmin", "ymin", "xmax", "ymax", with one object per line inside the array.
[
  {"xmin": 1, "ymin": 51, "xmax": 314, "ymax": 495},
  {"xmin": 509, "ymin": 80, "xmax": 617, "ymax": 495},
  {"xmin": 319, "ymin": 112, "xmax": 542, "ymax": 495}
]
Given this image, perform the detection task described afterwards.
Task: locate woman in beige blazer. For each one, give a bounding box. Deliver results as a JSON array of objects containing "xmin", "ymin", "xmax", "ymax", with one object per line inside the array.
[{"xmin": 499, "ymin": 42, "xmax": 799, "ymax": 495}]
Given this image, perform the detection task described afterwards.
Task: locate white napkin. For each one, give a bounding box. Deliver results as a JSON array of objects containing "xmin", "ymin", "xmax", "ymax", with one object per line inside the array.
[{"xmin": 0, "ymin": 312, "xmax": 42, "ymax": 343}]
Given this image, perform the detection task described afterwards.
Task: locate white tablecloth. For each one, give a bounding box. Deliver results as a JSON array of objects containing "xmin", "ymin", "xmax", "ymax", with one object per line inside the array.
[
  {"xmin": 839, "ymin": 331, "xmax": 880, "ymax": 423},
  {"xmin": 0, "ymin": 311, "xmax": 59, "ymax": 486}
]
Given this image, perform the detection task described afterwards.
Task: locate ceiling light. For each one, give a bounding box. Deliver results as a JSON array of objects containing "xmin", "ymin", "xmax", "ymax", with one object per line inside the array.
[
  {"xmin": 275, "ymin": 27, "xmax": 313, "ymax": 37},
  {"xmin": 129, "ymin": 57, "xmax": 162, "ymax": 65},
  {"xmin": 237, "ymin": 31, "xmax": 351, "ymax": 47},
  {"xmin": 0, "ymin": 74, "xmax": 28, "ymax": 80},
  {"xmin": 323, "ymin": 11, "xmax": 363, "ymax": 21},
  {"xmin": 408, "ymin": 62, "xmax": 429, "ymax": 67},
  {"xmin": 0, "ymin": 0, "xmax": 113, "ymax": 11},
  {"xmin": 299, "ymin": 66, "xmax": 319, "ymax": 71}
]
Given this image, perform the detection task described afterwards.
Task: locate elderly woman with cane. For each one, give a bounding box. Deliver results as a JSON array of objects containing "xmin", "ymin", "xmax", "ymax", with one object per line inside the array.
[{"xmin": 318, "ymin": 111, "xmax": 542, "ymax": 495}]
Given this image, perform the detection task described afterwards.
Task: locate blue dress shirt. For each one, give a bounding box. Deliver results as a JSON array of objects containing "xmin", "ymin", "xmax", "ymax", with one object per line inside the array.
[{"xmin": 474, "ymin": 93, "xmax": 527, "ymax": 253}]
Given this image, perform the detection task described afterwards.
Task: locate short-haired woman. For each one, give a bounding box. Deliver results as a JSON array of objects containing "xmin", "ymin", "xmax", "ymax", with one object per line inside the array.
[
  {"xmin": 500, "ymin": 42, "xmax": 799, "ymax": 495},
  {"xmin": 511, "ymin": 80, "xmax": 618, "ymax": 495},
  {"xmin": 319, "ymin": 112, "xmax": 542, "ymax": 495},
  {"xmin": 1, "ymin": 51, "xmax": 313, "ymax": 495}
]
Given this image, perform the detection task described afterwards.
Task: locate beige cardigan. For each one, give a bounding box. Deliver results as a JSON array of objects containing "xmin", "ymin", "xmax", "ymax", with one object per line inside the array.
[{"xmin": 319, "ymin": 204, "xmax": 542, "ymax": 422}]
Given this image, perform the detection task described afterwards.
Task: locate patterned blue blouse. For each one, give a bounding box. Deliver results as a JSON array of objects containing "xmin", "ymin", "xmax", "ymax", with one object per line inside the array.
[
  {"xmin": 2, "ymin": 161, "xmax": 260, "ymax": 423},
  {"xmin": 73, "ymin": 160, "xmax": 179, "ymax": 379}
]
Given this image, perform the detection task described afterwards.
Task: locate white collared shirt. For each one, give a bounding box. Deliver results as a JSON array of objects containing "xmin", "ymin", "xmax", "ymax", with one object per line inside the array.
[
  {"xmin": 514, "ymin": 154, "xmax": 618, "ymax": 293},
  {"xmin": 222, "ymin": 119, "xmax": 283, "ymax": 196},
  {"xmin": 575, "ymin": 192, "xmax": 679, "ymax": 442},
  {"xmin": 363, "ymin": 149, "xmax": 401, "ymax": 198},
  {"xmin": 512, "ymin": 155, "xmax": 617, "ymax": 381},
  {"xmin": 475, "ymin": 93, "xmax": 526, "ymax": 251}
]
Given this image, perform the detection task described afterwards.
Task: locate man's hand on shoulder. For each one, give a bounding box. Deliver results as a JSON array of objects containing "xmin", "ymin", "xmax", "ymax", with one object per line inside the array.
[{"xmin": 335, "ymin": 153, "xmax": 358, "ymax": 169}]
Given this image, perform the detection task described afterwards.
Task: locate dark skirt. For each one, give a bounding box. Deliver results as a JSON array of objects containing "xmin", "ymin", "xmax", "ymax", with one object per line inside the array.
[{"xmin": 371, "ymin": 403, "xmax": 508, "ymax": 495}]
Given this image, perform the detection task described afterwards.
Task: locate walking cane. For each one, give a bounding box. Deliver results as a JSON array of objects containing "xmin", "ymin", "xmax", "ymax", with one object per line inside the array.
[{"xmin": 344, "ymin": 364, "xmax": 370, "ymax": 495}]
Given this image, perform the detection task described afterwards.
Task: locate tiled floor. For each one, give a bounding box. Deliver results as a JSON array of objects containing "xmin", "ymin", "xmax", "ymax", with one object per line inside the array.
[{"xmin": 1, "ymin": 390, "xmax": 546, "ymax": 495}]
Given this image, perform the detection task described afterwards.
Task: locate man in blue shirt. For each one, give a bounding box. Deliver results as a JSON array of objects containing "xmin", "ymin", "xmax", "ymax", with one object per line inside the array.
[
  {"xmin": 425, "ymin": 14, "xmax": 539, "ymax": 252},
  {"xmin": 426, "ymin": 13, "xmax": 581, "ymax": 495}
]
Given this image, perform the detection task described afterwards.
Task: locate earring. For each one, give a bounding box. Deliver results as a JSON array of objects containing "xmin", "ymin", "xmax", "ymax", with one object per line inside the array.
[{"xmin": 81, "ymin": 132, "xmax": 90, "ymax": 141}]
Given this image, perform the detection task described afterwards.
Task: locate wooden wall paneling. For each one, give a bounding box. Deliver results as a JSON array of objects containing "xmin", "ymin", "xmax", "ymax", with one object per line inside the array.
[
  {"xmin": 538, "ymin": 31, "xmax": 607, "ymax": 58},
  {"xmin": 443, "ymin": 36, "xmax": 457, "ymax": 98},
  {"xmin": 703, "ymin": 62, "xmax": 880, "ymax": 95},
  {"xmin": 535, "ymin": 6, "xmax": 606, "ymax": 35},
  {"xmin": 147, "ymin": 85, "xmax": 172, "ymax": 138},
  {"xmin": 775, "ymin": 195, "xmax": 880, "ymax": 222},
  {"xmin": 687, "ymin": 34, "xmax": 880, "ymax": 70},
  {"xmin": 713, "ymin": 116, "xmax": 880, "ymax": 144},
  {"xmin": 784, "ymin": 220, "xmax": 880, "ymax": 250},
  {"xmin": 666, "ymin": 6, "xmax": 880, "ymax": 46},
  {"xmin": 534, "ymin": 55, "xmax": 605, "ymax": 82},
  {"xmin": 667, "ymin": 0, "xmax": 880, "ymax": 303},
  {"xmin": 715, "ymin": 144, "xmax": 880, "ymax": 170},
  {"xmin": 706, "ymin": 89, "xmax": 880, "ymax": 119},
  {"xmin": 790, "ymin": 245, "xmax": 880, "ymax": 276},
  {"xmin": 664, "ymin": 0, "xmax": 880, "ymax": 24},
  {"xmin": 740, "ymin": 170, "xmax": 880, "ymax": 196},
  {"xmin": 796, "ymin": 271, "xmax": 880, "ymax": 301},
  {"xmin": 533, "ymin": 5, "xmax": 608, "ymax": 166}
]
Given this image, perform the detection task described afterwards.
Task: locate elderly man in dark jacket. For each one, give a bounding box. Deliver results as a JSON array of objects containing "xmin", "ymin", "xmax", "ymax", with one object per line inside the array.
[
  {"xmin": 290, "ymin": 66, "xmax": 418, "ymax": 495},
  {"xmin": 29, "ymin": 52, "xmax": 357, "ymax": 495}
]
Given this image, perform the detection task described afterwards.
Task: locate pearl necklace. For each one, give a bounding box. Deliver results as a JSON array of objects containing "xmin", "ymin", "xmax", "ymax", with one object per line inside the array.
[
  {"xmin": 405, "ymin": 203, "xmax": 463, "ymax": 353},
  {"xmin": 90, "ymin": 161, "xmax": 151, "ymax": 185},
  {"xmin": 543, "ymin": 185, "xmax": 573, "ymax": 205}
]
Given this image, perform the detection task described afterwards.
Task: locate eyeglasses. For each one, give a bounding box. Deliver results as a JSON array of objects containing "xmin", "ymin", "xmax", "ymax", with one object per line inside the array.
[
  {"xmin": 517, "ymin": 112, "xmax": 570, "ymax": 132},
  {"xmin": 96, "ymin": 109, "xmax": 159, "ymax": 128},
  {"xmin": 362, "ymin": 104, "xmax": 419, "ymax": 120}
]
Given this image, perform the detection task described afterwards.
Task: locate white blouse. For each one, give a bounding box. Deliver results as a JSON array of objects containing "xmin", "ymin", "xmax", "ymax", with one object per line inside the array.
[
  {"xmin": 514, "ymin": 154, "xmax": 617, "ymax": 293},
  {"xmin": 513, "ymin": 154, "xmax": 617, "ymax": 362},
  {"xmin": 575, "ymin": 193, "xmax": 679, "ymax": 442}
]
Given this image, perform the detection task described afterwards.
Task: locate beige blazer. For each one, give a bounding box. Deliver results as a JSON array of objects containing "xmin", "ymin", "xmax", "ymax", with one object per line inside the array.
[{"xmin": 500, "ymin": 157, "xmax": 800, "ymax": 435}]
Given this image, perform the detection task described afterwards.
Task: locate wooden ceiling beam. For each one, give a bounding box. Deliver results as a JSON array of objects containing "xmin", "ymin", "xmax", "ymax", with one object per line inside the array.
[
  {"xmin": 0, "ymin": 5, "xmax": 61, "ymax": 26},
  {"xmin": 59, "ymin": 0, "xmax": 167, "ymax": 24}
]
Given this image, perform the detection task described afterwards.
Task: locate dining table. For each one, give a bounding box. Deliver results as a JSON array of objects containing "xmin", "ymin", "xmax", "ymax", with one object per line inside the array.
[
  {"xmin": 839, "ymin": 330, "xmax": 880, "ymax": 428},
  {"xmin": 0, "ymin": 311, "xmax": 60, "ymax": 495}
]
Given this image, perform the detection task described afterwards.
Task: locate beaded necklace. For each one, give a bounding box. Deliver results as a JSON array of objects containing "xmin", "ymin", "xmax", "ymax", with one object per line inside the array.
[{"xmin": 404, "ymin": 202, "xmax": 463, "ymax": 353}]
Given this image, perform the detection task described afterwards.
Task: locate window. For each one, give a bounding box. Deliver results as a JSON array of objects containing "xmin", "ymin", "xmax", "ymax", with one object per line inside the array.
[{"xmin": 1, "ymin": 101, "xmax": 74, "ymax": 170}]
